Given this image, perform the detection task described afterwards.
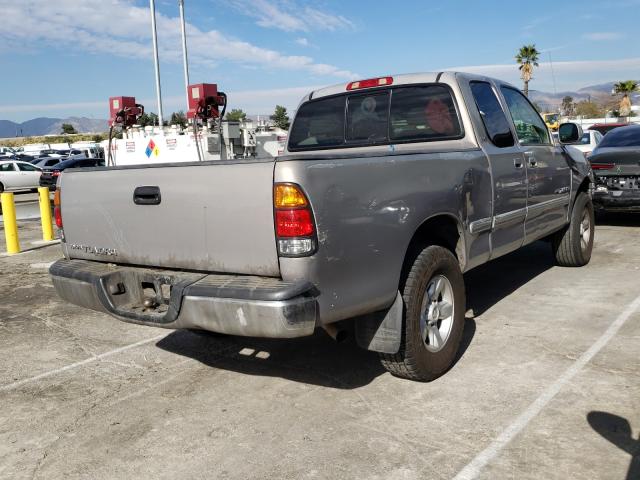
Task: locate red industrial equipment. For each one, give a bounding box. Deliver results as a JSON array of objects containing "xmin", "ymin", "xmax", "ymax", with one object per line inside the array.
[
  {"xmin": 109, "ymin": 96, "xmax": 144, "ymax": 127},
  {"xmin": 187, "ymin": 83, "xmax": 226, "ymax": 120}
]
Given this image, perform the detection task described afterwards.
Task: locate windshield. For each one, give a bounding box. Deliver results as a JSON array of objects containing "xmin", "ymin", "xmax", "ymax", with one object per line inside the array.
[
  {"xmin": 545, "ymin": 114, "xmax": 559, "ymax": 123},
  {"xmin": 598, "ymin": 126, "xmax": 640, "ymax": 148}
]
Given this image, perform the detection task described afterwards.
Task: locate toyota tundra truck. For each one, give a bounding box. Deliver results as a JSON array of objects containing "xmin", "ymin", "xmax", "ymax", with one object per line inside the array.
[{"xmin": 49, "ymin": 72, "xmax": 594, "ymax": 381}]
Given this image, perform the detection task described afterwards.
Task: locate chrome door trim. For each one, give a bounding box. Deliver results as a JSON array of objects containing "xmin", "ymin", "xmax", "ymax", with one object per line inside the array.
[
  {"xmin": 526, "ymin": 196, "xmax": 570, "ymax": 219},
  {"xmin": 493, "ymin": 207, "xmax": 527, "ymax": 228},
  {"xmin": 469, "ymin": 217, "xmax": 492, "ymax": 234}
]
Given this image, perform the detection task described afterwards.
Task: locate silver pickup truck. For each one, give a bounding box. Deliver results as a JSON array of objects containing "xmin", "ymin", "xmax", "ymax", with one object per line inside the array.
[{"xmin": 50, "ymin": 72, "xmax": 594, "ymax": 381}]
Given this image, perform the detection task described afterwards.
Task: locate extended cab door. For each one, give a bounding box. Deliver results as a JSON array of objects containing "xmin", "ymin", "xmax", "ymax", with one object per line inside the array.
[
  {"xmin": 468, "ymin": 81, "xmax": 527, "ymax": 259},
  {"xmin": 500, "ymin": 87, "xmax": 570, "ymax": 242}
]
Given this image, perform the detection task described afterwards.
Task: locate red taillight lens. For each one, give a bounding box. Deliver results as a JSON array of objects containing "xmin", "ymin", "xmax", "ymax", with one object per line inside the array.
[
  {"xmin": 53, "ymin": 189, "xmax": 62, "ymax": 228},
  {"xmin": 54, "ymin": 206, "xmax": 62, "ymax": 228},
  {"xmin": 52, "ymin": 170, "xmax": 61, "ymax": 177},
  {"xmin": 276, "ymin": 209, "xmax": 314, "ymax": 237},
  {"xmin": 591, "ymin": 163, "xmax": 615, "ymax": 170}
]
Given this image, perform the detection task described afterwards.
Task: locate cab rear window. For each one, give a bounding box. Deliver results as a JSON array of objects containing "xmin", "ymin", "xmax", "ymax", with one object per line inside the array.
[{"xmin": 288, "ymin": 84, "xmax": 462, "ymax": 151}]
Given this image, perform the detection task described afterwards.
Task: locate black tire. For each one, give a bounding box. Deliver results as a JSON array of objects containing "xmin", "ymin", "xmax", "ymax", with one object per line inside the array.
[
  {"xmin": 0, "ymin": 182, "xmax": 4, "ymax": 194},
  {"xmin": 380, "ymin": 245, "xmax": 466, "ymax": 382},
  {"xmin": 552, "ymin": 192, "xmax": 594, "ymax": 267}
]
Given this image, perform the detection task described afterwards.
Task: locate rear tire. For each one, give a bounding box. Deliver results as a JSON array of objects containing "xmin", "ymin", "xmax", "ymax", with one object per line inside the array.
[
  {"xmin": 552, "ymin": 192, "xmax": 594, "ymax": 267},
  {"xmin": 0, "ymin": 182, "xmax": 4, "ymax": 194},
  {"xmin": 380, "ymin": 245, "xmax": 466, "ymax": 381}
]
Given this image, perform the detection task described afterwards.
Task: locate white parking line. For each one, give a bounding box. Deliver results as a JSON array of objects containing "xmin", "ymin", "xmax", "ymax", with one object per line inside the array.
[
  {"xmin": 453, "ymin": 293, "xmax": 640, "ymax": 480},
  {"xmin": 0, "ymin": 334, "xmax": 167, "ymax": 393}
]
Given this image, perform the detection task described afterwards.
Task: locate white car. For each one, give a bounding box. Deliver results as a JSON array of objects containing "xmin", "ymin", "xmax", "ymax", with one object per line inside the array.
[
  {"xmin": 0, "ymin": 160, "xmax": 43, "ymax": 193},
  {"xmin": 571, "ymin": 130, "xmax": 603, "ymax": 158}
]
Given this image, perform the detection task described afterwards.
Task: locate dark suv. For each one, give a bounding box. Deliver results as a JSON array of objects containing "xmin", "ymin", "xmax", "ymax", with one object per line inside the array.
[{"xmin": 39, "ymin": 157, "xmax": 104, "ymax": 190}]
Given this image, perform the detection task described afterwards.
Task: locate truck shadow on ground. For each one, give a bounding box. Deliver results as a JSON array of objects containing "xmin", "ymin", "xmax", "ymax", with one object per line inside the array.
[
  {"xmin": 587, "ymin": 411, "xmax": 640, "ymax": 480},
  {"xmin": 464, "ymin": 240, "xmax": 554, "ymax": 317},
  {"xmin": 157, "ymin": 241, "xmax": 553, "ymax": 388}
]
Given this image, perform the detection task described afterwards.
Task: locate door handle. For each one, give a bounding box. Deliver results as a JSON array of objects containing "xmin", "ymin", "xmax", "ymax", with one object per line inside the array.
[
  {"xmin": 524, "ymin": 151, "xmax": 537, "ymax": 167},
  {"xmin": 133, "ymin": 186, "xmax": 161, "ymax": 205},
  {"xmin": 514, "ymin": 158, "xmax": 523, "ymax": 169}
]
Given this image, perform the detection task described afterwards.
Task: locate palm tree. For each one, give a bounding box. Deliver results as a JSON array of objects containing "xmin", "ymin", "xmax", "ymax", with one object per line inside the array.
[
  {"xmin": 515, "ymin": 45, "xmax": 540, "ymax": 97},
  {"xmin": 613, "ymin": 80, "xmax": 639, "ymax": 117}
]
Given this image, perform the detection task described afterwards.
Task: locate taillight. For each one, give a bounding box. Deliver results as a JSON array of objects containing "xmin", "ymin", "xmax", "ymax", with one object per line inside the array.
[
  {"xmin": 347, "ymin": 76, "xmax": 393, "ymax": 91},
  {"xmin": 591, "ymin": 163, "xmax": 615, "ymax": 170},
  {"xmin": 276, "ymin": 209, "xmax": 314, "ymax": 237},
  {"xmin": 52, "ymin": 170, "xmax": 61, "ymax": 177},
  {"xmin": 274, "ymin": 183, "xmax": 316, "ymax": 256},
  {"xmin": 54, "ymin": 189, "xmax": 62, "ymax": 228}
]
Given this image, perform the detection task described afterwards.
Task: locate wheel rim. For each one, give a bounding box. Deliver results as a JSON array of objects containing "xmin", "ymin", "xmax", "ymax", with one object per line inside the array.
[
  {"xmin": 579, "ymin": 209, "xmax": 591, "ymax": 252},
  {"xmin": 419, "ymin": 274, "xmax": 455, "ymax": 353}
]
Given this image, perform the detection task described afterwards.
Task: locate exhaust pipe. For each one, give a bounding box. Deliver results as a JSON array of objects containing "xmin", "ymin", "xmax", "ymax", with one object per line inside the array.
[{"xmin": 322, "ymin": 323, "xmax": 348, "ymax": 343}]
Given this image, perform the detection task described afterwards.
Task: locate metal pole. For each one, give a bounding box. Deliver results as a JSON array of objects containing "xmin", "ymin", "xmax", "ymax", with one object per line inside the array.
[
  {"xmin": 178, "ymin": 0, "xmax": 190, "ymax": 111},
  {"xmin": 149, "ymin": 0, "xmax": 164, "ymax": 127},
  {"xmin": 38, "ymin": 187, "xmax": 54, "ymax": 242},
  {"xmin": 1, "ymin": 192, "xmax": 20, "ymax": 254}
]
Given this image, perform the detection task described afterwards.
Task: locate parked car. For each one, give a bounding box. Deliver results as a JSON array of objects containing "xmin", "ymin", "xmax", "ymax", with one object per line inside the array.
[
  {"xmin": 49, "ymin": 72, "xmax": 594, "ymax": 382},
  {"xmin": 39, "ymin": 157, "xmax": 104, "ymax": 190},
  {"xmin": 572, "ymin": 130, "xmax": 604, "ymax": 158},
  {"xmin": 588, "ymin": 123, "xmax": 632, "ymax": 135},
  {"xmin": 33, "ymin": 157, "xmax": 63, "ymax": 169},
  {"xmin": 589, "ymin": 124, "xmax": 640, "ymax": 212},
  {"xmin": 0, "ymin": 160, "xmax": 43, "ymax": 193}
]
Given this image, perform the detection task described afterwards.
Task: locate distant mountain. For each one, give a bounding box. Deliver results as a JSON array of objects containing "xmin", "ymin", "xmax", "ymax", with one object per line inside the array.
[
  {"xmin": 0, "ymin": 117, "xmax": 107, "ymax": 138},
  {"xmin": 529, "ymin": 81, "xmax": 640, "ymax": 110}
]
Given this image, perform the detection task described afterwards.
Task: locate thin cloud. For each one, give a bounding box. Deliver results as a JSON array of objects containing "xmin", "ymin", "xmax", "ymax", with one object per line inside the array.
[
  {"xmin": 227, "ymin": 0, "xmax": 354, "ymax": 32},
  {"xmin": 0, "ymin": 0, "xmax": 356, "ymax": 80},
  {"xmin": 295, "ymin": 37, "xmax": 310, "ymax": 47},
  {"xmin": 583, "ymin": 32, "xmax": 623, "ymax": 41}
]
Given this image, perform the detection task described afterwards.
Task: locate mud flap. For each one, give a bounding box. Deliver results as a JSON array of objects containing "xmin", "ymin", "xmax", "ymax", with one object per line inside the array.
[{"xmin": 355, "ymin": 291, "xmax": 403, "ymax": 354}]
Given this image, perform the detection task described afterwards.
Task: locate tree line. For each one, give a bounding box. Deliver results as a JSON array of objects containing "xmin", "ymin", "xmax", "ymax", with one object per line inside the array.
[{"xmin": 133, "ymin": 105, "xmax": 291, "ymax": 130}]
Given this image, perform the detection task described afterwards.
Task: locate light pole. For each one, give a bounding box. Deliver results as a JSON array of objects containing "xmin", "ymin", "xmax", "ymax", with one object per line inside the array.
[
  {"xmin": 178, "ymin": 0, "xmax": 190, "ymax": 112},
  {"xmin": 149, "ymin": 0, "xmax": 164, "ymax": 127}
]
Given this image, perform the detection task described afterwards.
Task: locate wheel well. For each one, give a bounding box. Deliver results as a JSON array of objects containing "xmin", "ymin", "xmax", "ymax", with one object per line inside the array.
[
  {"xmin": 402, "ymin": 215, "xmax": 465, "ymax": 278},
  {"xmin": 577, "ymin": 177, "xmax": 591, "ymax": 195}
]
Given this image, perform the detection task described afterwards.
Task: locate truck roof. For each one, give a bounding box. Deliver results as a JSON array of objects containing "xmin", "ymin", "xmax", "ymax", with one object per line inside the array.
[{"xmin": 304, "ymin": 71, "xmax": 515, "ymax": 103}]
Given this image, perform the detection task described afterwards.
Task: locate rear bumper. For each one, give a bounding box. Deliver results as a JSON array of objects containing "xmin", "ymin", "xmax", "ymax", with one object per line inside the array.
[
  {"xmin": 49, "ymin": 259, "xmax": 317, "ymax": 338},
  {"xmin": 593, "ymin": 189, "xmax": 640, "ymax": 211}
]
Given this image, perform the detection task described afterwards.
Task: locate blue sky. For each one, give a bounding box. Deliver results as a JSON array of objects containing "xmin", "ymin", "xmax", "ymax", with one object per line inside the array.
[{"xmin": 0, "ymin": 0, "xmax": 639, "ymax": 121}]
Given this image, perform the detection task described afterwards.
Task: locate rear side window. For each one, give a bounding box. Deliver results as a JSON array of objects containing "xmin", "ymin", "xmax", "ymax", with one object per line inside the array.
[
  {"xmin": 599, "ymin": 127, "xmax": 640, "ymax": 148},
  {"xmin": 390, "ymin": 86, "xmax": 462, "ymax": 141},
  {"xmin": 17, "ymin": 163, "xmax": 38, "ymax": 171},
  {"xmin": 288, "ymin": 96, "xmax": 346, "ymax": 149},
  {"xmin": 288, "ymin": 84, "xmax": 463, "ymax": 151},
  {"xmin": 470, "ymin": 82, "xmax": 514, "ymax": 148},
  {"xmin": 0, "ymin": 163, "xmax": 16, "ymax": 172}
]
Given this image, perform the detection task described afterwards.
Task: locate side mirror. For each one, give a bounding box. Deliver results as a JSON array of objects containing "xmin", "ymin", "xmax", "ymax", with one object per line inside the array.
[{"xmin": 558, "ymin": 122, "xmax": 583, "ymax": 144}]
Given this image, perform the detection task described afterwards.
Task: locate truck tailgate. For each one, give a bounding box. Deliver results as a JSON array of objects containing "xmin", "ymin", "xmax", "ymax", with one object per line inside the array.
[{"xmin": 59, "ymin": 161, "xmax": 280, "ymax": 276}]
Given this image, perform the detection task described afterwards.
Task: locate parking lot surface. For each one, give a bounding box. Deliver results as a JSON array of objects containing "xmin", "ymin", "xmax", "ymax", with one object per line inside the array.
[{"xmin": 1, "ymin": 218, "xmax": 639, "ymax": 480}]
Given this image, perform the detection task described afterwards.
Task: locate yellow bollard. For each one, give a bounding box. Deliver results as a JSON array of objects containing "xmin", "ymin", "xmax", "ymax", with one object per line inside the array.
[
  {"xmin": 38, "ymin": 187, "xmax": 54, "ymax": 242},
  {"xmin": 1, "ymin": 192, "xmax": 20, "ymax": 254}
]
